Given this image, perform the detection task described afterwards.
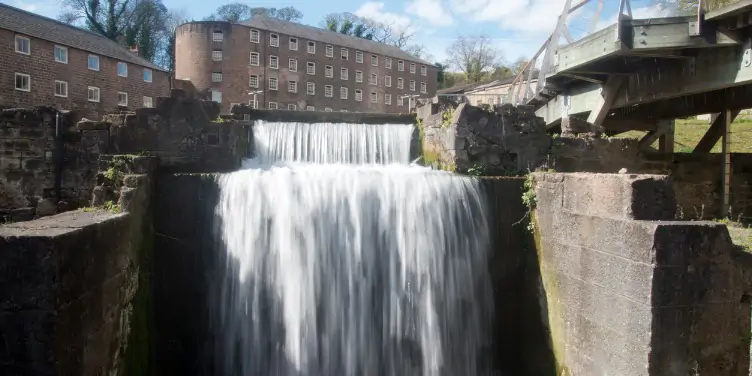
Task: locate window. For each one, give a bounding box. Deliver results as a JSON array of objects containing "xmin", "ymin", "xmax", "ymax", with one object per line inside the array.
[
  {"xmin": 385, "ymin": 93, "xmax": 392, "ymax": 105},
  {"xmin": 289, "ymin": 37, "xmax": 298, "ymax": 50},
  {"xmin": 385, "ymin": 76, "xmax": 392, "ymax": 87},
  {"xmin": 250, "ymin": 29, "xmax": 260, "ymax": 43},
  {"xmin": 356, "ymin": 51, "xmax": 363, "ymax": 63},
  {"xmin": 249, "ymin": 100, "xmax": 257, "ymax": 109},
  {"xmin": 340, "ymin": 87, "xmax": 348, "ymax": 99},
  {"xmin": 118, "ymin": 92, "xmax": 128, "ymax": 106},
  {"xmin": 307, "ymin": 62, "xmax": 315, "ymax": 75},
  {"xmin": 341, "ymin": 48, "xmax": 348, "ymax": 60},
  {"xmin": 268, "ymin": 102, "xmax": 278, "ymax": 109},
  {"xmin": 325, "ymin": 45, "xmax": 333, "ymax": 57},
  {"xmin": 340, "ymin": 68, "xmax": 348, "ymax": 80},
  {"xmin": 15, "ymin": 35, "xmax": 30, "ymax": 55},
  {"xmin": 369, "ymin": 73, "xmax": 377, "ymax": 85},
  {"xmin": 211, "ymin": 90, "xmax": 222, "ymax": 103},
  {"xmin": 410, "ymin": 80, "xmax": 416, "ymax": 91},
  {"xmin": 410, "ymin": 63, "xmax": 416, "ymax": 74},
  {"xmin": 243, "ymin": 114, "xmax": 251, "ymax": 121},
  {"xmin": 212, "ymin": 72, "xmax": 223, "ymax": 82},
  {"xmin": 341, "ymin": 109, "xmax": 348, "ymax": 112},
  {"xmin": 144, "ymin": 96, "xmax": 154, "ymax": 108},
  {"xmin": 421, "ymin": 65, "xmax": 427, "ymax": 76},
  {"xmin": 250, "ymin": 52, "xmax": 259, "ymax": 66},
  {"xmin": 420, "ymin": 82, "xmax": 427, "ymax": 93},
  {"xmin": 269, "ymin": 55, "xmax": 279, "ymax": 69},
  {"xmin": 144, "ymin": 68, "xmax": 153, "ymax": 83},
  {"xmin": 14, "ymin": 73, "xmax": 30, "ymax": 92},
  {"xmin": 398, "ymin": 60, "xmax": 404, "ymax": 71},
  {"xmin": 371, "ymin": 54, "xmax": 378, "ymax": 66},
  {"xmin": 288, "ymin": 80, "xmax": 297, "ymax": 93},
  {"xmin": 87, "ymin": 86, "xmax": 100, "ymax": 102},
  {"xmin": 306, "ymin": 106, "xmax": 314, "ymax": 111},
  {"xmin": 269, "ymin": 33, "xmax": 279, "ymax": 47},
  {"xmin": 289, "ymin": 58, "xmax": 298, "ymax": 72},
  {"xmin": 307, "ymin": 82, "xmax": 315, "ymax": 95},
  {"xmin": 249, "ymin": 75, "xmax": 259, "ymax": 88},
  {"xmin": 117, "ymin": 62, "xmax": 128, "ymax": 77},
  {"xmin": 325, "ymin": 85, "xmax": 333, "ymax": 97},
  {"xmin": 212, "ymin": 50, "xmax": 223, "ymax": 61},
  {"xmin": 325, "ymin": 107, "xmax": 332, "ymax": 112},
  {"xmin": 88, "ymin": 55, "xmax": 100, "ymax": 71},
  {"xmin": 355, "ymin": 89, "xmax": 362, "ymax": 102},
  {"xmin": 355, "ymin": 71, "xmax": 363, "ymax": 83},
  {"xmin": 397, "ymin": 78, "xmax": 404, "ymax": 89},
  {"xmin": 54, "ymin": 46, "xmax": 68, "ymax": 63},
  {"xmin": 325, "ymin": 65, "xmax": 333, "ymax": 78},
  {"xmin": 288, "ymin": 104, "xmax": 297, "ymax": 110},
  {"xmin": 398, "ymin": 96, "xmax": 404, "ymax": 106},
  {"xmin": 370, "ymin": 92, "xmax": 377, "ymax": 103},
  {"xmin": 385, "ymin": 57, "xmax": 392, "ymax": 69},
  {"xmin": 212, "ymin": 31, "xmax": 223, "ymax": 42},
  {"xmin": 54, "ymin": 80, "xmax": 67, "ymax": 97},
  {"xmin": 269, "ymin": 77, "xmax": 278, "ymax": 90},
  {"xmin": 307, "ymin": 41, "xmax": 316, "ymax": 54}
]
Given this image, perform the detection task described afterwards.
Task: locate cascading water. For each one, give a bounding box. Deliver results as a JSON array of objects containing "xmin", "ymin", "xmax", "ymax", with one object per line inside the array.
[{"xmin": 212, "ymin": 120, "xmax": 494, "ymax": 376}]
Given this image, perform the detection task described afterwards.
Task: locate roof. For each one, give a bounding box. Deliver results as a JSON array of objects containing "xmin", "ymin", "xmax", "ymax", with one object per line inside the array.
[
  {"xmin": 239, "ymin": 15, "xmax": 434, "ymax": 66},
  {"xmin": 0, "ymin": 4, "xmax": 165, "ymax": 71},
  {"xmin": 438, "ymin": 70, "xmax": 540, "ymax": 94}
]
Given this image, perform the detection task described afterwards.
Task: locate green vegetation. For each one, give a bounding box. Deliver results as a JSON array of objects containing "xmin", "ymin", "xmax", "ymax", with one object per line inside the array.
[
  {"xmin": 716, "ymin": 218, "xmax": 752, "ymax": 252},
  {"xmin": 613, "ymin": 117, "xmax": 752, "ymax": 153},
  {"xmin": 521, "ymin": 174, "xmax": 537, "ymax": 233},
  {"xmin": 466, "ymin": 164, "xmax": 486, "ymax": 176},
  {"xmin": 441, "ymin": 110, "xmax": 454, "ymax": 128}
]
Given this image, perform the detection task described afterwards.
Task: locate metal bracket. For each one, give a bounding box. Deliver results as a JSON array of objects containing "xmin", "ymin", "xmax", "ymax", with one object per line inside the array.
[
  {"xmin": 688, "ymin": 21, "xmax": 701, "ymax": 36},
  {"xmin": 688, "ymin": 57, "xmax": 696, "ymax": 76},
  {"xmin": 743, "ymin": 49, "xmax": 752, "ymax": 67}
]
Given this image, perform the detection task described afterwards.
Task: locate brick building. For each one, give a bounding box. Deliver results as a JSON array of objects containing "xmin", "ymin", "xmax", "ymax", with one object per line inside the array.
[
  {"xmin": 0, "ymin": 4, "xmax": 170, "ymax": 121},
  {"xmin": 175, "ymin": 16, "xmax": 438, "ymax": 114}
]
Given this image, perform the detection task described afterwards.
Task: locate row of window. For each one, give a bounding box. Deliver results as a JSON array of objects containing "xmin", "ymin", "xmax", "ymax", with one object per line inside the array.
[
  {"xmin": 218, "ymin": 86, "xmax": 406, "ymax": 108},
  {"xmin": 13, "ymin": 72, "xmax": 155, "ymax": 107},
  {"xmin": 244, "ymin": 72, "xmax": 427, "ymax": 93},
  {"xmin": 233, "ymin": 102, "xmax": 353, "ymax": 112},
  {"xmin": 211, "ymin": 31, "xmax": 427, "ymax": 75},
  {"xmin": 14, "ymin": 35, "xmax": 155, "ymax": 82}
]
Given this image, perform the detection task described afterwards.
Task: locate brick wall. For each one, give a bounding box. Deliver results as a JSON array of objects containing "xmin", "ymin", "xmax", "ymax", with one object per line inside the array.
[
  {"xmin": 175, "ymin": 21, "xmax": 437, "ymax": 114},
  {"xmin": 0, "ymin": 28, "xmax": 170, "ymax": 122}
]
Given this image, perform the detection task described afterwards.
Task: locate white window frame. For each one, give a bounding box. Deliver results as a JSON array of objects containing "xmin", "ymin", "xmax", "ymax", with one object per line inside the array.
[
  {"xmin": 250, "ymin": 29, "xmax": 260, "ymax": 43},
  {"xmin": 54, "ymin": 80, "xmax": 67, "ymax": 97},
  {"xmin": 398, "ymin": 96, "xmax": 404, "ymax": 106},
  {"xmin": 54, "ymin": 45, "xmax": 68, "ymax": 64},
  {"xmin": 356, "ymin": 51, "xmax": 363, "ymax": 63},
  {"xmin": 410, "ymin": 80, "xmax": 416, "ymax": 91},
  {"xmin": 340, "ymin": 87, "xmax": 348, "ymax": 99},
  {"xmin": 117, "ymin": 62, "xmax": 128, "ymax": 77},
  {"xmin": 212, "ymin": 72, "xmax": 223, "ymax": 82},
  {"xmin": 307, "ymin": 62, "xmax": 315, "ymax": 75},
  {"xmin": 325, "ymin": 65, "xmax": 333, "ymax": 78},
  {"xmin": 212, "ymin": 31, "xmax": 223, "ymax": 42},
  {"xmin": 15, "ymin": 35, "xmax": 30, "ymax": 55},
  {"xmin": 340, "ymin": 67, "xmax": 348, "ymax": 80},
  {"xmin": 307, "ymin": 41, "xmax": 316, "ymax": 54},
  {"xmin": 306, "ymin": 106, "xmax": 314, "ymax": 111},
  {"xmin": 288, "ymin": 80, "xmax": 297, "ymax": 93},
  {"xmin": 341, "ymin": 48, "xmax": 348, "ymax": 60},
  {"xmin": 14, "ymin": 73, "xmax": 30, "ymax": 92},
  {"xmin": 325, "ymin": 45, "xmax": 333, "ymax": 57},
  {"xmin": 249, "ymin": 100, "xmax": 257, "ymax": 109},
  {"xmin": 289, "ymin": 37, "xmax": 298, "ymax": 51},
  {"xmin": 269, "ymin": 55, "xmax": 279, "ymax": 69},
  {"xmin": 269, "ymin": 33, "xmax": 279, "ymax": 47},
  {"xmin": 355, "ymin": 71, "xmax": 363, "ymax": 83},
  {"xmin": 249, "ymin": 75, "xmax": 259, "ymax": 88},
  {"xmin": 325, "ymin": 107, "xmax": 332, "ymax": 112},
  {"xmin": 385, "ymin": 93, "xmax": 392, "ymax": 105},
  {"xmin": 88, "ymin": 55, "xmax": 100, "ymax": 71},
  {"xmin": 421, "ymin": 65, "xmax": 427, "ymax": 76},
  {"xmin": 212, "ymin": 90, "xmax": 222, "ymax": 103},
  {"xmin": 410, "ymin": 63, "xmax": 416, "ymax": 74},
  {"xmin": 397, "ymin": 78, "xmax": 404, "ymax": 89},
  {"xmin": 385, "ymin": 57, "xmax": 392, "ymax": 69},
  {"xmin": 307, "ymin": 82, "xmax": 315, "ymax": 95},
  {"xmin": 398, "ymin": 60, "xmax": 404, "ymax": 71},
  {"xmin": 289, "ymin": 58, "xmax": 298, "ymax": 72},
  {"xmin": 288, "ymin": 104, "xmax": 297, "ymax": 110},
  {"xmin": 355, "ymin": 89, "xmax": 362, "ymax": 102},
  {"xmin": 371, "ymin": 54, "xmax": 378, "ymax": 66},
  {"xmin": 250, "ymin": 52, "xmax": 259, "ymax": 66},
  {"xmin": 212, "ymin": 50, "xmax": 222, "ymax": 61},
  {"xmin": 269, "ymin": 77, "xmax": 278, "ymax": 90},
  {"xmin": 268, "ymin": 101, "xmax": 278, "ymax": 109},
  {"xmin": 370, "ymin": 92, "xmax": 377, "ymax": 103},
  {"xmin": 325, "ymin": 85, "xmax": 333, "ymax": 97},
  {"xmin": 369, "ymin": 73, "xmax": 377, "ymax": 86},
  {"xmin": 144, "ymin": 68, "xmax": 153, "ymax": 83},
  {"xmin": 385, "ymin": 76, "xmax": 391, "ymax": 87},
  {"xmin": 118, "ymin": 91, "xmax": 128, "ymax": 106},
  {"xmin": 420, "ymin": 82, "xmax": 427, "ymax": 93},
  {"xmin": 144, "ymin": 96, "xmax": 154, "ymax": 108},
  {"xmin": 88, "ymin": 86, "xmax": 100, "ymax": 102}
]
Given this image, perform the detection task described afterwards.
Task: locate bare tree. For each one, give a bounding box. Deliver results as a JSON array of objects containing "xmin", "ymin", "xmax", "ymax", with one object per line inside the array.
[
  {"xmin": 654, "ymin": 0, "xmax": 738, "ymax": 12},
  {"xmin": 322, "ymin": 12, "xmax": 426, "ymax": 58},
  {"xmin": 446, "ymin": 35, "xmax": 503, "ymax": 83},
  {"xmin": 509, "ymin": 57, "xmax": 529, "ymax": 75},
  {"xmin": 205, "ymin": 4, "xmax": 303, "ymax": 22}
]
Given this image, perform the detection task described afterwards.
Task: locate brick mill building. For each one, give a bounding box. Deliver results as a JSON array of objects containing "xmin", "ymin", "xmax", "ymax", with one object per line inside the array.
[
  {"xmin": 0, "ymin": 4, "xmax": 170, "ymax": 121},
  {"xmin": 175, "ymin": 16, "xmax": 438, "ymax": 114}
]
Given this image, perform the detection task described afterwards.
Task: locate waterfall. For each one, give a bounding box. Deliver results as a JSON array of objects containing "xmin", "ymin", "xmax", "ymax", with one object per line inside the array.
[{"xmin": 212, "ymin": 121, "xmax": 494, "ymax": 376}]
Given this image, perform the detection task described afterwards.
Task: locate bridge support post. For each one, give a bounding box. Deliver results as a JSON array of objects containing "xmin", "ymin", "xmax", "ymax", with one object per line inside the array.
[
  {"xmin": 693, "ymin": 110, "xmax": 740, "ymax": 153},
  {"xmin": 586, "ymin": 76, "xmax": 626, "ymax": 127},
  {"xmin": 637, "ymin": 120, "xmax": 673, "ymax": 151},
  {"xmin": 721, "ymin": 109, "xmax": 733, "ymax": 217}
]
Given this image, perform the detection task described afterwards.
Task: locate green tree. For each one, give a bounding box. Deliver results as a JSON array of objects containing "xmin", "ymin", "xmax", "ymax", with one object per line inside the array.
[
  {"xmin": 435, "ymin": 63, "xmax": 446, "ymax": 88},
  {"xmin": 446, "ymin": 35, "xmax": 503, "ymax": 83},
  {"xmin": 323, "ymin": 13, "xmax": 375, "ymax": 40},
  {"xmin": 205, "ymin": 4, "xmax": 303, "ymax": 23},
  {"xmin": 655, "ymin": 0, "xmax": 738, "ymax": 12}
]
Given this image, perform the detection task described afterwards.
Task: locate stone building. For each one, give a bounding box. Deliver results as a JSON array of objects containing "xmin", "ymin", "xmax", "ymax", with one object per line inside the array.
[
  {"xmin": 437, "ymin": 74, "xmax": 537, "ymax": 106},
  {"xmin": 0, "ymin": 4, "xmax": 170, "ymax": 121},
  {"xmin": 175, "ymin": 16, "xmax": 438, "ymax": 114}
]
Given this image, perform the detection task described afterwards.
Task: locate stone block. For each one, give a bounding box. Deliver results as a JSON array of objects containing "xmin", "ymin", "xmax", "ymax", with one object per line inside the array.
[{"xmin": 35, "ymin": 198, "xmax": 57, "ymax": 217}]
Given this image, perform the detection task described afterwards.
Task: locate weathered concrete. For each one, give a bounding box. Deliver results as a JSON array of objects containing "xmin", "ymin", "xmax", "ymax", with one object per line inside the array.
[
  {"xmin": 236, "ymin": 107, "xmax": 417, "ymax": 125},
  {"xmin": 532, "ymin": 172, "xmax": 751, "ymax": 375}
]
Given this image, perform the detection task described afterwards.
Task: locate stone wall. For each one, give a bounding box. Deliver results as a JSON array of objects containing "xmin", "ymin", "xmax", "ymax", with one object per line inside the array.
[{"xmin": 532, "ymin": 172, "xmax": 751, "ymax": 375}]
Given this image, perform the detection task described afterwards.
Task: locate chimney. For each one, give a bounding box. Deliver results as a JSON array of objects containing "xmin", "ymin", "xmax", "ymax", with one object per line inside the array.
[{"xmin": 129, "ymin": 45, "xmax": 139, "ymax": 55}]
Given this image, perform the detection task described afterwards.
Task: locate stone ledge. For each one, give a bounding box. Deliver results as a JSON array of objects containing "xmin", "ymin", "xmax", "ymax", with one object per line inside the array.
[{"xmin": 0, "ymin": 210, "xmax": 127, "ymax": 238}]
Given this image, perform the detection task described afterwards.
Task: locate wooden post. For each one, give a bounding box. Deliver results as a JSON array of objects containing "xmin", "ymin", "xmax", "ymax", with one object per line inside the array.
[{"xmin": 721, "ymin": 109, "xmax": 732, "ymax": 217}]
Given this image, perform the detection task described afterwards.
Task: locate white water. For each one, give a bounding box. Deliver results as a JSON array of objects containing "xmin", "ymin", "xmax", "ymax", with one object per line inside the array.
[{"xmin": 213, "ymin": 121, "xmax": 494, "ymax": 376}]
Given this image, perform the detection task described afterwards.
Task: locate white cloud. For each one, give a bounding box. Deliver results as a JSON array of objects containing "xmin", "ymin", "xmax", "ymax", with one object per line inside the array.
[
  {"xmin": 450, "ymin": 0, "xmax": 567, "ymax": 35},
  {"xmin": 406, "ymin": 0, "xmax": 453, "ymax": 26},
  {"xmin": 6, "ymin": 0, "xmax": 59, "ymax": 18},
  {"xmin": 354, "ymin": 2, "xmax": 415, "ymax": 31},
  {"xmin": 593, "ymin": 4, "xmax": 671, "ymax": 32}
]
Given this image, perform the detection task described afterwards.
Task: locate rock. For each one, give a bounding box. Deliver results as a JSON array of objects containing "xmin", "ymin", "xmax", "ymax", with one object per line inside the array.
[
  {"xmin": 118, "ymin": 187, "xmax": 137, "ymax": 212},
  {"xmin": 35, "ymin": 198, "xmax": 57, "ymax": 217},
  {"xmin": 92, "ymin": 186, "xmax": 107, "ymax": 206},
  {"xmin": 619, "ymin": 168, "xmax": 628, "ymax": 174},
  {"xmin": 10, "ymin": 207, "xmax": 35, "ymax": 222}
]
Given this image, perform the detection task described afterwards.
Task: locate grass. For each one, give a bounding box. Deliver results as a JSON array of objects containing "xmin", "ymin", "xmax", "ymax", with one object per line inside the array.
[
  {"xmin": 716, "ymin": 218, "xmax": 752, "ymax": 252},
  {"xmin": 613, "ymin": 116, "xmax": 752, "ymax": 153}
]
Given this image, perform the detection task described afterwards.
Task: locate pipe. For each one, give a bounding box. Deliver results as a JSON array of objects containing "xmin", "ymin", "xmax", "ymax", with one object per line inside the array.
[{"xmin": 53, "ymin": 110, "xmax": 63, "ymax": 202}]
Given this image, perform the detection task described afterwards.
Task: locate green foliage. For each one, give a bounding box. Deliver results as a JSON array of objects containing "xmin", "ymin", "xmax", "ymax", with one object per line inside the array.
[
  {"xmin": 205, "ymin": 4, "xmax": 303, "ymax": 22},
  {"xmin": 466, "ymin": 164, "xmax": 486, "ymax": 176},
  {"xmin": 103, "ymin": 200, "xmax": 122, "ymax": 213},
  {"xmin": 521, "ymin": 174, "xmax": 537, "ymax": 233},
  {"xmin": 441, "ymin": 110, "xmax": 454, "ymax": 128}
]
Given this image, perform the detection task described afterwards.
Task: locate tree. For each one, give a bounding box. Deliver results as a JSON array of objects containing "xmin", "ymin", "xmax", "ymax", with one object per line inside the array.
[
  {"xmin": 509, "ymin": 57, "xmax": 529, "ymax": 75},
  {"xmin": 446, "ymin": 35, "xmax": 504, "ymax": 83},
  {"xmin": 323, "ymin": 13, "xmax": 375, "ymax": 40},
  {"xmin": 205, "ymin": 4, "xmax": 303, "ymax": 22},
  {"xmin": 435, "ymin": 63, "xmax": 446, "ymax": 88},
  {"xmin": 163, "ymin": 9, "xmax": 188, "ymax": 73},
  {"xmin": 655, "ymin": 0, "xmax": 738, "ymax": 12},
  {"xmin": 322, "ymin": 13, "xmax": 428, "ymax": 59}
]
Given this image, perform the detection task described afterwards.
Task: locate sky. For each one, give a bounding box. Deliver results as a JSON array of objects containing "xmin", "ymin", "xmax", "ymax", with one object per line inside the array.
[{"xmin": 3, "ymin": 0, "xmax": 673, "ymax": 67}]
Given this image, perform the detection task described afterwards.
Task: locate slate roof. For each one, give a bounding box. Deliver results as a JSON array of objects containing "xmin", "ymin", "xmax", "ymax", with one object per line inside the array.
[
  {"xmin": 0, "ymin": 3, "xmax": 165, "ymax": 71},
  {"xmin": 239, "ymin": 15, "xmax": 434, "ymax": 66}
]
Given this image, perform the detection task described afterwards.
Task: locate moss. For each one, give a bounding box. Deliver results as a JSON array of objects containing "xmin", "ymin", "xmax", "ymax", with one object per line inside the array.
[
  {"xmin": 441, "ymin": 109, "xmax": 454, "ymax": 128},
  {"xmin": 103, "ymin": 200, "xmax": 122, "ymax": 213}
]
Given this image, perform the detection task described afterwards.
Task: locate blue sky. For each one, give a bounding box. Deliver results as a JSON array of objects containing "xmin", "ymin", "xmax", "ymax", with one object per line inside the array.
[{"xmin": 4, "ymin": 0, "xmax": 670, "ymax": 66}]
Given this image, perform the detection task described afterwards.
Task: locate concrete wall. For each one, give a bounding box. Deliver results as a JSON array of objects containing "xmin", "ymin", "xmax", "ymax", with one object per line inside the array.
[{"xmin": 532, "ymin": 172, "xmax": 751, "ymax": 375}]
